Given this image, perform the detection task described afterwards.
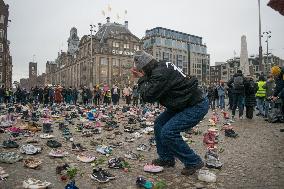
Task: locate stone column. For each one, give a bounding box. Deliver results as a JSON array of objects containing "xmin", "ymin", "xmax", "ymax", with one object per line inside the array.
[{"xmin": 240, "ymin": 35, "xmax": 250, "ymax": 76}]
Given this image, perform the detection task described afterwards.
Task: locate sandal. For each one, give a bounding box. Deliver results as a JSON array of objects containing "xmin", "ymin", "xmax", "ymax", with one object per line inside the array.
[{"xmin": 22, "ymin": 178, "xmax": 51, "ymax": 189}]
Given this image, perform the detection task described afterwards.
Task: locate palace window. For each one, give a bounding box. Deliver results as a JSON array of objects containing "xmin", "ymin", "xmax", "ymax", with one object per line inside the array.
[
  {"xmin": 0, "ymin": 30, "xmax": 3, "ymax": 38},
  {"xmin": 0, "ymin": 15, "xmax": 4, "ymax": 24},
  {"xmin": 123, "ymin": 44, "xmax": 129, "ymax": 49},
  {"xmin": 0, "ymin": 43, "xmax": 3, "ymax": 52},
  {"xmin": 113, "ymin": 41, "xmax": 119, "ymax": 48},
  {"xmin": 134, "ymin": 45, "xmax": 140, "ymax": 51}
]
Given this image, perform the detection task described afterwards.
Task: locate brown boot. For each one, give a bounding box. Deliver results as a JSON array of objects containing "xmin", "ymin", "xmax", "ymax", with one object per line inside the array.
[{"xmin": 181, "ymin": 161, "xmax": 204, "ymax": 176}]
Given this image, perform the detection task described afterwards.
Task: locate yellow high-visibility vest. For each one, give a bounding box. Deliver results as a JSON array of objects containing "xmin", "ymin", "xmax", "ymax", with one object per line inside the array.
[{"xmin": 256, "ymin": 81, "xmax": 266, "ymax": 97}]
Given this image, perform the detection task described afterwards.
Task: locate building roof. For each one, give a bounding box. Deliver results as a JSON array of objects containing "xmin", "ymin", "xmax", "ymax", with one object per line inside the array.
[
  {"xmin": 95, "ymin": 21, "xmax": 139, "ymax": 43},
  {"xmin": 146, "ymin": 27, "xmax": 202, "ymax": 39}
]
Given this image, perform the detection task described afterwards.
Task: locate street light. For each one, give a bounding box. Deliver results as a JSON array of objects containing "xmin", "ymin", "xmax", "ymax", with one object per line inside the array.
[
  {"xmin": 258, "ymin": 0, "xmax": 263, "ymax": 73},
  {"xmin": 89, "ymin": 24, "xmax": 96, "ymax": 87},
  {"xmin": 262, "ymin": 31, "xmax": 271, "ymax": 76}
]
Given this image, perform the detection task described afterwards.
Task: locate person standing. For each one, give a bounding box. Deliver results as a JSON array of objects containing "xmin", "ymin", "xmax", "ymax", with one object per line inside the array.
[
  {"xmin": 270, "ymin": 66, "xmax": 284, "ymax": 114},
  {"xmin": 217, "ymin": 81, "xmax": 226, "ymax": 111},
  {"xmin": 132, "ymin": 51, "xmax": 208, "ymax": 175},
  {"xmin": 132, "ymin": 84, "xmax": 139, "ymax": 107},
  {"xmin": 244, "ymin": 75, "xmax": 258, "ymax": 119},
  {"xmin": 0, "ymin": 85, "xmax": 4, "ymax": 104},
  {"xmin": 207, "ymin": 85, "xmax": 215, "ymax": 110},
  {"xmin": 228, "ymin": 70, "xmax": 245, "ymax": 120},
  {"xmin": 111, "ymin": 85, "xmax": 120, "ymax": 106},
  {"xmin": 255, "ymin": 75, "xmax": 266, "ymax": 117},
  {"xmin": 263, "ymin": 74, "xmax": 275, "ymax": 118},
  {"xmin": 123, "ymin": 85, "xmax": 132, "ymax": 106}
]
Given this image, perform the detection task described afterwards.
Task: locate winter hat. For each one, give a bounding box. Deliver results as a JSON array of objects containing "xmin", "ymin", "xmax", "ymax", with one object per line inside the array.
[
  {"xmin": 133, "ymin": 51, "xmax": 155, "ymax": 70},
  {"xmin": 271, "ymin": 66, "xmax": 281, "ymax": 76}
]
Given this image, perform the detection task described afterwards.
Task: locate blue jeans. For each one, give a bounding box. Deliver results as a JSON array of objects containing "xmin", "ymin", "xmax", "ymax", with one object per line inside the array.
[
  {"xmin": 256, "ymin": 97, "xmax": 265, "ymax": 115},
  {"xmin": 264, "ymin": 100, "xmax": 271, "ymax": 117},
  {"xmin": 219, "ymin": 95, "xmax": 225, "ymax": 109},
  {"xmin": 154, "ymin": 98, "xmax": 209, "ymax": 167},
  {"xmin": 232, "ymin": 93, "xmax": 244, "ymax": 117}
]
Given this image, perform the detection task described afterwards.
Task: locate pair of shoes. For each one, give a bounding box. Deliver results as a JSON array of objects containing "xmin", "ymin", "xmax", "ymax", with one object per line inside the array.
[
  {"xmin": 181, "ymin": 161, "xmax": 204, "ymax": 176},
  {"xmin": 2, "ymin": 140, "xmax": 19, "ymax": 148},
  {"xmin": 22, "ymin": 178, "xmax": 51, "ymax": 189},
  {"xmin": 152, "ymin": 158, "xmax": 175, "ymax": 167},
  {"xmin": 143, "ymin": 164, "xmax": 164, "ymax": 173},
  {"xmin": 20, "ymin": 144, "xmax": 41, "ymax": 155},
  {"xmin": 71, "ymin": 143, "xmax": 86, "ymax": 151},
  {"xmin": 136, "ymin": 176, "xmax": 153, "ymax": 189},
  {"xmin": 225, "ymin": 129, "xmax": 238, "ymax": 138},
  {"xmin": 23, "ymin": 158, "xmax": 42, "ymax": 169},
  {"xmin": 205, "ymin": 153, "xmax": 222, "ymax": 169},
  {"xmin": 137, "ymin": 144, "xmax": 151, "ymax": 152},
  {"xmin": 77, "ymin": 153, "xmax": 96, "ymax": 163},
  {"xmin": 46, "ymin": 140, "xmax": 62, "ymax": 148},
  {"xmin": 108, "ymin": 157, "xmax": 125, "ymax": 169},
  {"xmin": 90, "ymin": 168, "xmax": 115, "ymax": 183}
]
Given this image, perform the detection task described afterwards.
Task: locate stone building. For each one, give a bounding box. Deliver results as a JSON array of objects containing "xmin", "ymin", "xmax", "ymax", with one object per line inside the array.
[
  {"xmin": 0, "ymin": 0, "xmax": 12, "ymax": 88},
  {"xmin": 210, "ymin": 54, "xmax": 284, "ymax": 84},
  {"xmin": 143, "ymin": 27, "xmax": 210, "ymax": 84},
  {"xmin": 47, "ymin": 18, "xmax": 142, "ymax": 88},
  {"xmin": 19, "ymin": 62, "xmax": 45, "ymax": 90}
]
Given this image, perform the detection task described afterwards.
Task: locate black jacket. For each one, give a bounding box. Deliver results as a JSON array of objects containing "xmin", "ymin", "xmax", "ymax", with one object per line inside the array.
[
  {"xmin": 138, "ymin": 61, "xmax": 204, "ymax": 112},
  {"xmin": 244, "ymin": 78, "xmax": 258, "ymax": 106},
  {"xmin": 228, "ymin": 73, "xmax": 245, "ymax": 95}
]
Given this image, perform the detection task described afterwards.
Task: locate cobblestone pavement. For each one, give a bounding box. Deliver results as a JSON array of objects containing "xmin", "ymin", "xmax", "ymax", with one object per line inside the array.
[{"xmin": 0, "ymin": 108, "xmax": 283, "ymax": 189}]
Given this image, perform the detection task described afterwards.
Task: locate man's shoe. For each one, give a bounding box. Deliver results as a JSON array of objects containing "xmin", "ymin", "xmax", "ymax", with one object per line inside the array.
[
  {"xmin": 152, "ymin": 158, "xmax": 175, "ymax": 167},
  {"xmin": 181, "ymin": 161, "xmax": 204, "ymax": 176}
]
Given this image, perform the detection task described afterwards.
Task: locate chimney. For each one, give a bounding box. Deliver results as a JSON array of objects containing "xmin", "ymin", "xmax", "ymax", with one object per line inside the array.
[
  {"xmin": 124, "ymin": 21, "xmax": 128, "ymax": 28},
  {"xmin": 98, "ymin": 23, "xmax": 102, "ymax": 30},
  {"xmin": 106, "ymin": 17, "xmax": 110, "ymax": 23}
]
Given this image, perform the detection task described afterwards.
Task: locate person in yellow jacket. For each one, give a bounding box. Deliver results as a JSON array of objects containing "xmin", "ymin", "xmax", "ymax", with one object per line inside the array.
[{"xmin": 256, "ymin": 75, "xmax": 266, "ymax": 117}]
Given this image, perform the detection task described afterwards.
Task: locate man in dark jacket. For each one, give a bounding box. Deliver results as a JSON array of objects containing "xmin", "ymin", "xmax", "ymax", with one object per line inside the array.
[
  {"xmin": 132, "ymin": 51, "xmax": 208, "ymax": 176},
  {"xmin": 244, "ymin": 75, "xmax": 258, "ymax": 119},
  {"xmin": 228, "ymin": 70, "xmax": 245, "ymax": 120},
  {"xmin": 271, "ymin": 66, "xmax": 284, "ymax": 113}
]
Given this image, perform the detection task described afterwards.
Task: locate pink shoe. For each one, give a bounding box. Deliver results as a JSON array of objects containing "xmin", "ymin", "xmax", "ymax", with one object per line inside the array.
[{"xmin": 143, "ymin": 164, "xmax": 164, "ymax": 173}]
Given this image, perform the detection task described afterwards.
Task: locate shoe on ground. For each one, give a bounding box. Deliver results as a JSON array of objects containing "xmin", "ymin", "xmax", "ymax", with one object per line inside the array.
[
  {"xmin": 46, "ymin": 140, "xmax": 62, "ymax": 148},
  {"xmin": 205, "ymin": 155, "xmax": 223, "ymax": 169},
  {"xmin": 197, "ymin": 169, "xmax": 217, "ymax": 183},
  {"xmin": 77, "ymin": 153, "xmax": 96, "ymax": 163},
  {"xmin": 90, "ymin": 168, "xmax": 109, "ymax": 183},
  {"xmin": 181, "ymin": 161, "xmax": 204, "ymax": 176},
  {"xmin": 23, "ymin": 158, "xmax": 42, "ymax": 169},
  {"xmin": 225, "ymin": 129, "xmax": 238, "ymax": 138},
  {"xmin": 100, "ymin": 168, "xmax": 115, "ymax": 180},
  {"xmin": 22, "ymin": 178, "xmax": 51, "ymax": 189},
  {"xmin": 108, "ymin": 157, "xmax": 125, "ymax": 169},
  {"xmin": 136, "ymin": 176, "xmax": 153, "ymax": 189},
  {"xmin": 2, "ymin": 140, "xmax": 19, "ymax": 148},
  {"xmin": 152, "ymin": 158, "xmax": 175, "ymax": 167},
  {"xmin": 143, "ymin": 164, "xmax": 164, "ymax": 173}
]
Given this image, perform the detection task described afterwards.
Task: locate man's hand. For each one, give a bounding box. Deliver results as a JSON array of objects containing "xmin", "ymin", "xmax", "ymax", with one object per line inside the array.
[
  {"xmin": 271, "ymin": 96, "xmax": 279, "ymax": 101},
  {"xmin": 131, "ymin": 68, "xmax": 144, "ymax": 78}
]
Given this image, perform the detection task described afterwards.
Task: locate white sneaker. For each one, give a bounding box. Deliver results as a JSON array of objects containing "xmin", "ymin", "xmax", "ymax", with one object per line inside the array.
[
  {"xmin": 198, "ymin": 169, "xmax": 217, "ymax": 183},
  {"xmin": 143, "ymin": 164, "xmax": 164, "ymax": 173}
]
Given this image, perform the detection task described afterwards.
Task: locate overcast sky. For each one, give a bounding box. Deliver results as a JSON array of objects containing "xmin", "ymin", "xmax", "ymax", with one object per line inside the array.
[{"xmin": 5, "ymin": 0, "xmax": 284, "ymax": 82}]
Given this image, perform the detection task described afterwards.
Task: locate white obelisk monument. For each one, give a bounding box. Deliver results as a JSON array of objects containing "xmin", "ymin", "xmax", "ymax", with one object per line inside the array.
[{"xmin": 240, "ymin": 35, "xmax": 250, "ymax": 76}]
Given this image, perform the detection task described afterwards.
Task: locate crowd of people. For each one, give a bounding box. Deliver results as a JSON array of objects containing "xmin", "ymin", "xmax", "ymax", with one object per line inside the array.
[
  {"xmin": 206, "ymin": 66, "xmax": 284, "ymax": 122},
  {"xmin": 0, "ymin": 84, "xmax": 142, "ymax": 107}
]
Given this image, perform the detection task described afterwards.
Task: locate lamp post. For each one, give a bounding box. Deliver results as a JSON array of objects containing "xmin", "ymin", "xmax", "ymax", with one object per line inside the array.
[
  {"xmin": 89, "ymin": 24, "xmax": 96, "ymax": 88},
  {"xmin": 262, "ymin": 31, "xmax": 271, "ymax": 76},
  {"xmin": 258, "ymin": 0, "xmax": 263, "ymax": 73}
]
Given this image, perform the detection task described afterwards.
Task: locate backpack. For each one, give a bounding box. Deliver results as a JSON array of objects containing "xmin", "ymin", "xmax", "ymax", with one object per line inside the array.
[
  {"xmin": 233, "ymin": 76, "xmax": 244, "ymax": 90},
  {"xmin": 247, "ymin": 80, "xmax": 256, "ymax": 94}
]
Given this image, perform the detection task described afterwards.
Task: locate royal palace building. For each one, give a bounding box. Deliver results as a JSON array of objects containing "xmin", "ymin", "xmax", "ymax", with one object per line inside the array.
[{"xmin": 45, "ymin": 18, "xmax": 142, "ymax": 88}]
